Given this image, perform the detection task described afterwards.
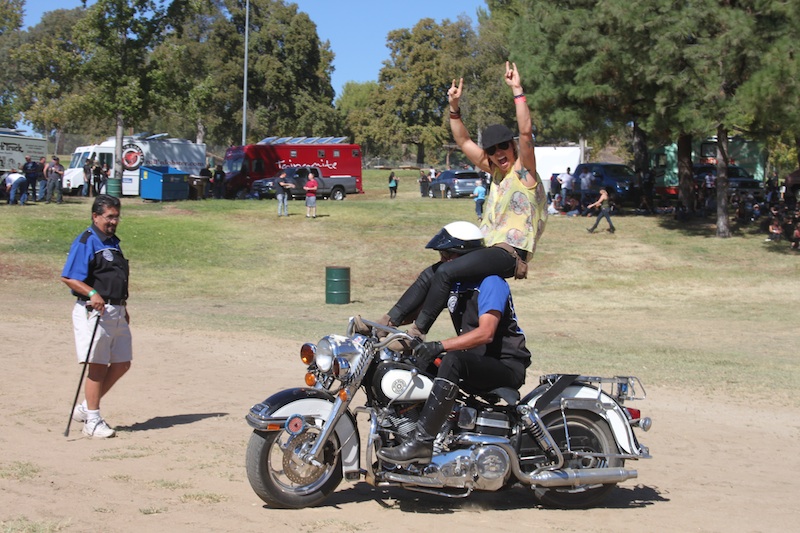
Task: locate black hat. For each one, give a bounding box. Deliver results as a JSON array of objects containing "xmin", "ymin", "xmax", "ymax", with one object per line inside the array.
[{"xmin": 481, "ymin": 124, "xmax": 514, "ymax": 150}]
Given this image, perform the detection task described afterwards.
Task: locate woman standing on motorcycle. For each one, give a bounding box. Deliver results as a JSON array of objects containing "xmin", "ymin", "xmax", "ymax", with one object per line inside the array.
[{"xmin": 380, "ymin": 61, "xmax": 547, "ymax": 343}]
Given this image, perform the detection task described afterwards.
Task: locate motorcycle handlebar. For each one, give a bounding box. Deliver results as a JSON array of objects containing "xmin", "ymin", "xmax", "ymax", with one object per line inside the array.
[{"xmin": 347, "ymin": 317, "xmax": 414, "ymax": 350}]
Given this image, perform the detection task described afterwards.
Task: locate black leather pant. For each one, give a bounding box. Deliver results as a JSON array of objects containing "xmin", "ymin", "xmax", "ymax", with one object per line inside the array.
[{"xmin": 388, "ymin": 246, "xmax": 516, "ymax": 332}]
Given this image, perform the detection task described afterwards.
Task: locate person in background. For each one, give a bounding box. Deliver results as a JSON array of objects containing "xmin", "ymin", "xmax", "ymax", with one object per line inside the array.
[
  {"xmin": 5, "ymin": 166, "xmax": 28, "ymax": 205},
  {"xmin": 212, "ymin": 164, "xmax": 225, "ymax": 199},
  {"xmin": 388, "ymin": 171, "xmax": 398, "ymax": 199},
  {"xmin": 99, "ymin": 163, "xmax": 110, "ymax": 194},
  {"xmin": 61, "ymin": 195, "xmax": 132, "ymax": 438},
  {"xmin": 418, "ymin": 169, "xmax": 430, "ymax": 197},
  {"xmin": 36, "ymin": 156, "xmax": 47, "ymax": 201},
  {"xmin": 82, "ymin": 158, "xmax": 94, "ymax": 197},
  {"xmin": 791, "ymin": 221, "xmax": 800, "ymax": 250},
  {"xmin": 471, "ymin": 179, "xmax": 486, "ymax": 221},
  {"xmin": 304, "ymin": 171, "xmax": 318, "ymax": 218},
  {"xmin": 199, "ymin": 164, "xmax": 212, "ymax": 199},
  {"xmin": 555, "ymin": 167, "xmax": 570, "ymax": 201},
  {"xmin": 277, "ymin": 171, "xmax": 294, "ymax": 216},
  {"xmin": 44, "ymin": 156, "xmax": 64, "ymax": 204},
  {"xmin": 766, "ymin": 218, "xmax": 783, "ymax": 242},
  {"xmin": 560, "ymin": 167, "xmax": 574, "ymax": 202},
  {"xmin": 22, "ymin": 155, "xmax": 39, "ymax": 202},
  {"xmin": 92, "ymin": 161, "xmax": 103, "ymax": 196},
  {"xmin": 586, "ymin": 187, "xmax": 616, "ymax": 233}
]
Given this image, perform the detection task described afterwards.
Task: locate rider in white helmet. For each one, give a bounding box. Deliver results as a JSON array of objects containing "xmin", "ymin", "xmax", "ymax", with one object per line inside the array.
[{"xmin": 376, "ymin": 221, "xmax": 532, "ymax": 465}]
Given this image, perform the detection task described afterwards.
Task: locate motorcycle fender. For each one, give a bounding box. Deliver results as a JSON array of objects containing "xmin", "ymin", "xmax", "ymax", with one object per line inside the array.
[
  {"xmin": 246, "ymin": 387, "xmax": 360, "ymax": 476},
  {"xmin": 528, "ymin": 384, "xmax": 638, "ymax": 455}
]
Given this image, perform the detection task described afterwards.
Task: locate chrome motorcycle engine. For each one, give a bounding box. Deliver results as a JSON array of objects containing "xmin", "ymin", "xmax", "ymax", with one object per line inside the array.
[{"xmin": 424, "ymin": 444, "xmax": 511, "ymax": 491}]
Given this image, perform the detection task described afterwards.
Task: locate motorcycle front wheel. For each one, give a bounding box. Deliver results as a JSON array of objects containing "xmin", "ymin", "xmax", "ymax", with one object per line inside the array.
[
  {"xmin": 533, "ymin": 412, "xmax": 622, "ymax": 509},
  {"xmin": 246, "ymin": 428, "xmax": 343, "ymax": 509}
]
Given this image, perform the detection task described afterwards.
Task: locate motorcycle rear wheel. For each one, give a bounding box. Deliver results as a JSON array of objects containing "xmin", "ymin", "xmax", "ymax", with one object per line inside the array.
[
  {"xmin": 533, "ymin": 412, "xmax": 622, "ymax": 509},
  {"xmin": 246, "ymin": 428, "xmax": 343, "ymax": 509}
]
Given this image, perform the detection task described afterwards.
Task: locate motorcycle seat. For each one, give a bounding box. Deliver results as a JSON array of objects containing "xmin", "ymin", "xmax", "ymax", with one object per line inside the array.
[{"xmin": 468, "ymin": 386, "xmax": 520, "ymax": 405}]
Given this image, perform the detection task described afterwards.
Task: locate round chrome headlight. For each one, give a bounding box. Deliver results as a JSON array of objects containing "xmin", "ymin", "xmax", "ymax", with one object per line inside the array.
[{"xmin": 315, "ymin": 337, "xmax": 335, "ymax": 373}]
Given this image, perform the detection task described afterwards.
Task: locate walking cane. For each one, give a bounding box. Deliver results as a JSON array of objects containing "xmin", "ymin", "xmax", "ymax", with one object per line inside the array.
[{"xmin": 64, "ymin": 311, "xmax": 101, "ymax": 437}]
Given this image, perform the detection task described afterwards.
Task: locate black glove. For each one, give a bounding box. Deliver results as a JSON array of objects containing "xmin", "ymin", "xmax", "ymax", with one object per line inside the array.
[{"xmin": 412, "ymin": 341, "xmax": 444, "ymax": 369}]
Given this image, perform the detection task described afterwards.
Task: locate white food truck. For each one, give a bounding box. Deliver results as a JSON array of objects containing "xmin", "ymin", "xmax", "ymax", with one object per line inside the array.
[{"xmin": 64, "ymin": 134, "xmax": 207, "ymax": 196}]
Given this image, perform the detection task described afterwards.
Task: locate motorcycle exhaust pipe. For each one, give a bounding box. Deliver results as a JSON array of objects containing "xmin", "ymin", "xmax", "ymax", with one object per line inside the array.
[{"xmin": 526, "ymin": 467, "xmax": 638, "ymax": 488}]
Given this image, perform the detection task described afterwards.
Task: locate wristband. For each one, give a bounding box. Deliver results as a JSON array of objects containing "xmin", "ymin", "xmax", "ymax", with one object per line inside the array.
[
  {"xmin": 449, "ymin": 107, "xmax": 461, "ymax": 119},
  {"xmin": 514, "ymin": 94, "xmax": 527, "ymax": 103},
  {"xmin": 87, "ymin": 289, "xmax": 97, "ymax": 298}
]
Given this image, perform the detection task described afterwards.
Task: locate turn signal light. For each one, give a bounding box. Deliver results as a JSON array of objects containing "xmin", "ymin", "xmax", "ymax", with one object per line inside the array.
[
  {"xmin": 300, "ymin": 343, "xmax": 316, "ymax": 365},
  {"xmin": 305, "ymin": 373, "xmax": 317, "ymax": 387}
]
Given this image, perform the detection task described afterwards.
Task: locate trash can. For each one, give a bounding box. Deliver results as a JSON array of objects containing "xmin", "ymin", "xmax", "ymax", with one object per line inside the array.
[
  {"xmin": 188, "ymin": 177, "xmax": 209, "ymax": 200},
  {"xmin": 106, "ymin": 177, "xmax": 122, "ymax": 198},
  {"xmin": 140, "ymin": 166, "xmax": 190, "ymax": 201},
  {"xmin": 325, "ymin": 266, "xmax": 350, "ymax": 304}
]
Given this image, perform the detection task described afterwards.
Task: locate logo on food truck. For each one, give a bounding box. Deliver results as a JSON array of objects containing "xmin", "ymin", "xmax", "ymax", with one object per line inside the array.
[
  {"xmin": 277, "ymin": 159, "xmax": 338, "ymax": 171},
  {"xmin": 122, "ymin": 144, "xmax": 145, "ymax": 171}
]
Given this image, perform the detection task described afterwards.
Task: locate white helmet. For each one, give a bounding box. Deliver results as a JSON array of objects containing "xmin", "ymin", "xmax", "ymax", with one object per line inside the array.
[{"xmin": 425, "ymin": 221, "xmax": 484, "ymax": 254}]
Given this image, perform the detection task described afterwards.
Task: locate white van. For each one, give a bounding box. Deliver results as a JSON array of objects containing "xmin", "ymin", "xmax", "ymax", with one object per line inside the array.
[{"xmin": 64, "ymin": 134, "xmax": 206, "ymax": 196}]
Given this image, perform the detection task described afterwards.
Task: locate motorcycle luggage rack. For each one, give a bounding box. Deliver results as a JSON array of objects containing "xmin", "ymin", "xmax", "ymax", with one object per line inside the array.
[{"xmin": 539, "ymin": 374, "xmax": 646, "ymax": 402}]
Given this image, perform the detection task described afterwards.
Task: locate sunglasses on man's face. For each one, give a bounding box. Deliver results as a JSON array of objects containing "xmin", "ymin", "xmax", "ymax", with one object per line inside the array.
[{"xmin": 486, "ymin": 141, "xmax": 510, "ymax": 156}]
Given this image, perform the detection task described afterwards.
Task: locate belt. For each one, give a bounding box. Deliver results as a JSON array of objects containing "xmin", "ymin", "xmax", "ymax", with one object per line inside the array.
[{"xmin": 80, "ymin": 298, "xmax": 127, "ymax": 306}]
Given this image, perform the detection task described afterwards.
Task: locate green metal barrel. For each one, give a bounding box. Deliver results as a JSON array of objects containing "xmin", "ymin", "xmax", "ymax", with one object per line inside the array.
[
  {"xmin": 325, "ymin": 266, "xmax": 350, "ymax": 304},
  {"xmin": 106, "ymin": 177, "xmax": 122, "ymax": 197}
]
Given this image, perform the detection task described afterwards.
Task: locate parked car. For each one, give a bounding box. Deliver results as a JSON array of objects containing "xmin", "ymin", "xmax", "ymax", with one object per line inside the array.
[
  {"xmin": 692, "ymin": 164, "xmax": 764, "ymax": 198},
  {"xmin": 428, "ymin": 170, "xmax": 484, "ymax": 198},
  {"xmin": 571, "ymin": 163, "xmax": 636, "ymax": 202},
  {"xmin": 250, "ymin": 166, "xmax": 357, "ymax": 201}
]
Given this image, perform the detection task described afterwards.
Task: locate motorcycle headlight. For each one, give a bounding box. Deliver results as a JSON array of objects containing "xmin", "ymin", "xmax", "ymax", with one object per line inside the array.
[{"xmin": 311, "ymin": 335, "xmax": 364, "ymax": 379}]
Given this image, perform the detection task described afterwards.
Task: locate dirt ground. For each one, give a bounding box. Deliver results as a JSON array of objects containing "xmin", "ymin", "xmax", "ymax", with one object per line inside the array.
[{"xmin": 2, "ymin": 310, "xmax": 798, "ymax": 533}]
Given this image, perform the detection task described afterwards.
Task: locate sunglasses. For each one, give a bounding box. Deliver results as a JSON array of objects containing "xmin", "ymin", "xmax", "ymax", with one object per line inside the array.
[{"xmin": 486, "ymin": 141, "xmax": 510, "ymax": 156}]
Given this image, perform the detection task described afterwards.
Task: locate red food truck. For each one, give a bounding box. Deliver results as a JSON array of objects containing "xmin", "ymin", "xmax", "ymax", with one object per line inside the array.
[{"xmin": 222, "ymin": 136, "xmax": 363, "ymax": 198}]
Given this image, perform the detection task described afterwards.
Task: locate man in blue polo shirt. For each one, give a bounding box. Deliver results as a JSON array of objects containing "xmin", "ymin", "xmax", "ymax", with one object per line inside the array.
[
  {"xmin": 61, "ymin": 194, "xmax": 132, "ymax": 438},
  {"xmin": 377, "ymin": 222, "xmax": 531, "ymax": 465}
]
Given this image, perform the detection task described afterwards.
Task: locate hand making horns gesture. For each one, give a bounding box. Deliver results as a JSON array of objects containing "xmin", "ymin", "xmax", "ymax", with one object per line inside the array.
[{"xmin": 448, "ymin": 77, "xmax": 463, "ymax": 108}]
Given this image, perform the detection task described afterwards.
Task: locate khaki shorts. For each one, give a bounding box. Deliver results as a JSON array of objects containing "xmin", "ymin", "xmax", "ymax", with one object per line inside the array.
[{"xmin": 72, "ymin": 302, "xmax": 133, "ymax": 365}]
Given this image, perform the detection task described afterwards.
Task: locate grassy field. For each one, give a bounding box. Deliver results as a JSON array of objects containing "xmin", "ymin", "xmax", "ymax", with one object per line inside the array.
[{"xmin": 1, "ymin": 168, "xmax": 798, "ymax": 404}]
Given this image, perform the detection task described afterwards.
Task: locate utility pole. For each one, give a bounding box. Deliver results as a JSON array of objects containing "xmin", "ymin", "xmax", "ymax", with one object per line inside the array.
[{"xmin": 242, "ymin": 0, "xmax": 250, "ymax": 146}]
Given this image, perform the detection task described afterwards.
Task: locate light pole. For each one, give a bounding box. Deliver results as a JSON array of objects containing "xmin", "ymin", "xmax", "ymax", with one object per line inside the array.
[{"xmin": 242, "ymin": 0, "xmax": 250, "ymax": 146}]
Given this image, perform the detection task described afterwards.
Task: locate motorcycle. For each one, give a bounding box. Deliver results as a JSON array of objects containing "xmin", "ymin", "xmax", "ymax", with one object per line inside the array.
[{"xmin": 245, "ymin": 318, "xmax": 652, "ymax": 509}]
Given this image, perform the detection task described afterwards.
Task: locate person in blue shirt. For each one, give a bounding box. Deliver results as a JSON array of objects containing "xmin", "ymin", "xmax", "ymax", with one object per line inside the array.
[
  {"xmin": 471, "ymin": 181, "xmax": 486, "ymax": 221},
  {"xmin": 377, "ymin": 222, "xmax": 531, "ymax": 465},
  {"xmin": 61, "ymin": 195, "xmax": 132, "ymax": 438}
]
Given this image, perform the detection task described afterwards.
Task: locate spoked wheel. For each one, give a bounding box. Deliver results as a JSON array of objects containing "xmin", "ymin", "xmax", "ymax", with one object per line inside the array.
[
  {"xmin": 246, "ymin": 428, "xmax": 343, "ymax": 509},
  {"xmin": 533, "ymin": 412, "xmax": 622, "ymax": 508}
]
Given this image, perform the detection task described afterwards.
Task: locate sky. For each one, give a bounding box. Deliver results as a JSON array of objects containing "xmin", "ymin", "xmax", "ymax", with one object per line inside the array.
[{"xmin": 21, "ymin": 0, "xmax": 489, "ymax": 98}]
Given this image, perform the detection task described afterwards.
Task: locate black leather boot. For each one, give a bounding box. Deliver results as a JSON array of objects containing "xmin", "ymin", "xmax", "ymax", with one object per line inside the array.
[{"xmin": 377, "ymin": 378, "xmax": 457, "ymax": 465}]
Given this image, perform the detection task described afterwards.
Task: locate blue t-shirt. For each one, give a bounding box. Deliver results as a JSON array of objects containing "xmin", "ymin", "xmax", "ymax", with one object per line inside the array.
[{"xmin": 473, "ymin": 184, "xmax": 486, "ymax": 202}]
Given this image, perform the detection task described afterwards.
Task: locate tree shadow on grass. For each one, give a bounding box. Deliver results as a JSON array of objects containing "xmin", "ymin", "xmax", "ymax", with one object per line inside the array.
[{"xmin": 116, "ymin": 412, "xmax": 228, "ymax": 432}]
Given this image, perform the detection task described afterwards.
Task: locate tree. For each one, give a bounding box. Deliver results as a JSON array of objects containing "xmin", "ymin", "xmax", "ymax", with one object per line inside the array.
[
  {"xmin": 77, "ymin": 0, "xmax": 191, "ymax": 182},
  {"xmin": 377, "ymin": 17, "xmax": 478, "ymax": 165},
  {"xmin": 12, "ymin": 8, "xmax": 89, "ymax": 151},
  {"xmin": 149, "ymin": 2, "xmax": 226, "ymax": 144},
  {"xmin": 0, "ymin": 0, "xmax": 24, "ymax": 127},
  {"xmin": 224, "ymin": 0, "xmax": 339, "ymax": 143},
  {"xmin": 734, "ymin": 1, "xmax": 800, "ymax": 170}
]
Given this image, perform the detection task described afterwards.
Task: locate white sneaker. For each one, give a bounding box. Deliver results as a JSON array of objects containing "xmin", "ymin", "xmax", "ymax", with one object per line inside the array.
[
  {"xmin": 72, "ymin": 404, "xmax": 87, "ymax": 423},
  {"xmin": 83, "ymin": 418, "xmax": 116, "ymax": 438}
]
